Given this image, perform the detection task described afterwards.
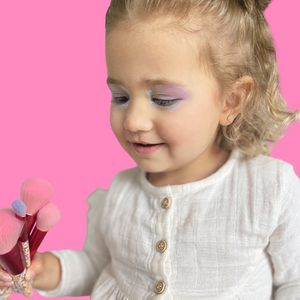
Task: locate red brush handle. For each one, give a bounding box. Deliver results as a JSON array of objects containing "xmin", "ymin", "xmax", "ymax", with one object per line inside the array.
[
  {"xmin": 0, "ymin": 242, "xmax": 25, "ymax": 275},
  {"xmin": 16, "ymin": 219, "xmax": 28, "ymax": 243},
  {"xmin": 26, "ymin": 214, "xmax": 37, "ymax": 236},
  {"xmin": 29, "ymin": 228, "xmax": 47, "ymax": 259}
]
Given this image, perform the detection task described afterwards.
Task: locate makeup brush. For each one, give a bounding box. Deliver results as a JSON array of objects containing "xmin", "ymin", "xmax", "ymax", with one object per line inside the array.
[
  {"xmin": 29, "ymin": 202, "xmax": 61, "ymax": 259},
  {"xmin": 11, "ymin": 200, "xmax": 31, "ymax": 269},
  {"xmin": 0, "ymin": 208, "xmax": 33, "ymax": 298},
  {"xmin": 20, "ymin": 177, "xmax": 54, "ymax": 235},
  {"xmin": 0, "ymin": 203, "xmax": 25, "ymax": 299},
  {"xmin": 1, "ymin": 200, "xmax": 32, "ymax": 298},
  {"xmin": 0, "ymin": 202, "xmax": 24, "ymax": 299}
]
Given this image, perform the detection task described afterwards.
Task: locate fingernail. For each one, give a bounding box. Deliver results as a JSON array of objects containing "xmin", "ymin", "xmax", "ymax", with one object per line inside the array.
[
  {"xmin": 2, "ymin": 276, "xmax": 12, "ymax": 282},
  {"xmin": 25, "ymin": 270, "xmax": 35, "ymax": 281}
]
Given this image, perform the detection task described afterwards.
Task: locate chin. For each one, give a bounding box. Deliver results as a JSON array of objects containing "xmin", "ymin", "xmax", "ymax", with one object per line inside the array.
[{"xmin": 134, "ymin": 160, "xmax": 165, "ymax": 174}]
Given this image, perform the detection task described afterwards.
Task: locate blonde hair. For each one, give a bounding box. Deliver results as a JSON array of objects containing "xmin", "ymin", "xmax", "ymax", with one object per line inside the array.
[{"xmin": 105, "ymin": 0, "xmax": 300, "ymax": 159}]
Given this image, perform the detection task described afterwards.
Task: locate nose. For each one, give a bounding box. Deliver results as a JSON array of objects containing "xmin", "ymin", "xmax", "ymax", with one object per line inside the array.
[{"xmin": 124, "ymin": 98, "xmax": 153, "ymax": 132}]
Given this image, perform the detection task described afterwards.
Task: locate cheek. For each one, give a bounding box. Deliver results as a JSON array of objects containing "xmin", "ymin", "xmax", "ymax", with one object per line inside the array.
[
  {"xmin": 159, "ymin": 105, "xmax": 217, "ymax": 147},
  {"xmin": 110, "ymin": 108, "xmax": 124, "ymax": 138},
  {"xmin": 158, "ymin": 113, "xmax": 198, "ymax": 146}
]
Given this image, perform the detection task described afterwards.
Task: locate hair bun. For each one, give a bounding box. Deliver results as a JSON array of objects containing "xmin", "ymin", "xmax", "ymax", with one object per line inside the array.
[
  {"xmin": 256, "ymin": 0, "xmax": 272, "ymax": 12},
  {"xmin": 238, "ymin": 0, "xmax": 272, "ymax": 13}
]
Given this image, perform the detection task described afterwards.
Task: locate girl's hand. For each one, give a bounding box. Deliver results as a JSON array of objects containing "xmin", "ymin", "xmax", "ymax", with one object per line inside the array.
[
  {"xmin": 25, "ymin": 252, "xmax": 45, "ymax": 285},
  {"xmin": 26, "ymin": 252, "xmax": 62, "ymax": 291},
  {"xmin": 0, "ymin": 252, "xmax": 61, "ymax": 291},
  {"xmin": 0, "ymin": 266, "xmax": 14, "ymax": 289},
  {"xmin": 0, "ymin": 253, "xmax": 45, "ymax": 289}
]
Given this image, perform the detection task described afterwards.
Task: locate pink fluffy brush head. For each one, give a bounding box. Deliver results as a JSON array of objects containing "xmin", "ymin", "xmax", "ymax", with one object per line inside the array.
[
  {"xmin": 21, "ymin": 177, "xmax": 54, "ymax": 214},
  {"xmin": 36, "ymin": 202, "xmax": 61, "ymax": 232},
  {"xmin": 0, "ymin": 208, "xmax": 24, "ymax": 255}
]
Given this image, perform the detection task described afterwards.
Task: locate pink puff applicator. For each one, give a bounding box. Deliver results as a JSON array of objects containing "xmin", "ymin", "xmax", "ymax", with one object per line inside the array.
[
  {"xmin": 21, "ymin": 178, "xmax": 54, "ymax": 235},
  {"xmin": 0, "ymin": 208, "xmax": 33, "ymax": 298},
  {"xmin": 29, "ymin": 202, "xmax": 61, "ymax": 259}
]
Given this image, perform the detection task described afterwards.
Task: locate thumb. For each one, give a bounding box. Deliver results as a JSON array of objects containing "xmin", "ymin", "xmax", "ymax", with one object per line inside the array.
[{"xmin": 25, "ymin": 253, "xmax": 44, "ymax": 281}]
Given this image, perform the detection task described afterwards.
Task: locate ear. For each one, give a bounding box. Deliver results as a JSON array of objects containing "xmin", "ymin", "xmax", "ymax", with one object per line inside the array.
[{"xmin": 219, "ymin": 75, "xmax": 254, "ymax": 126}]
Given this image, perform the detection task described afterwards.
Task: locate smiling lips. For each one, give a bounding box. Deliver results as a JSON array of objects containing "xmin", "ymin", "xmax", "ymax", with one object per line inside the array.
[
  {"xmin": 132, "ymin": 142, "xmax": 164, "ymax": 154},
  {"xmin": 136, "ymin": 143, "xmax": 160, "ymax": 146},
  {"xmin": 131, "ymin": 140, "xmax": 160, "ymax": 145}
]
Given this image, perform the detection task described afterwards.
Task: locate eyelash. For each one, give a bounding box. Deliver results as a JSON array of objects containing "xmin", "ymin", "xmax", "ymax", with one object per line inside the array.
[{"xmin": 112, "ymin": 97, "xmax": 178, "ymax": 107}]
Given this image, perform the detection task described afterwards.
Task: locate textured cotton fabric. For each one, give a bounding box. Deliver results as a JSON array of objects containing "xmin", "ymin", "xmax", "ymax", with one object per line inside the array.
[{"xmin": 36, "ymin": 149, "xmax": 300, "ymax": 299}]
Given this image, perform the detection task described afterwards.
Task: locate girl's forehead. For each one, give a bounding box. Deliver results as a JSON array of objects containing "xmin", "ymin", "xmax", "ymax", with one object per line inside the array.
[
  {"xmin": 105, "ymin": 17, "xmax": 220, "ymax": 96},
  {"xmin": 106, "ymin": 16, "xmax": 200, "ymax": 43},
  {"xmin": 106, "ymin": 25, "xmax": 202, "ymax": 68}
]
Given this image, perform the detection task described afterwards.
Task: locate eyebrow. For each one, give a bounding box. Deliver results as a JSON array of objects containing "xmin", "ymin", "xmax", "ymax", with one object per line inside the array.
[{"xmin": 106, "ymin": 77, "xmax": 187, "ymax": 87}]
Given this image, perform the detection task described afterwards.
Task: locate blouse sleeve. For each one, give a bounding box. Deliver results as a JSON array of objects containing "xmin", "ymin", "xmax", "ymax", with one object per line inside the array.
[
  {"xmin": 35, "ymin": 188, "xmax": 111, "ymax": 297},
  {"xmin": 266, "ymin": 163, "xmax": 300, "ymax": 299}
]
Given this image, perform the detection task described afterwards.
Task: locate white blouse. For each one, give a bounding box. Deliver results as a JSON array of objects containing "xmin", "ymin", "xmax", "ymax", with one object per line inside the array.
[{"xmin": 36, "ymin": 149, "xmax": 300, "ymax": 299}]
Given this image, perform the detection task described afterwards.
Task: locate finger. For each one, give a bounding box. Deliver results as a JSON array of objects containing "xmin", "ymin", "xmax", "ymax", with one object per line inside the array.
[
  {"xmin": 25, "ymin": 253, "xmax": 44, "ymax": 281},
  {"xmin": 0, "ymin": 271, "xmax": 14, "ymax": 289},
  {"xmin": 0, "ymin": 266, "xmax": 11, "ymax": 279}
]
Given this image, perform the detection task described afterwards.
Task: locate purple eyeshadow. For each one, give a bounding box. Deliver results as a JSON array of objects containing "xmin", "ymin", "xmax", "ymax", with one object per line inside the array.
[
  {"xmin": 153, "ymin": 84, "xmax": 191, "ymax": 99},
  {"xmin": 108, "ymin": 82, "xmax": 191, "ymax": 100}
]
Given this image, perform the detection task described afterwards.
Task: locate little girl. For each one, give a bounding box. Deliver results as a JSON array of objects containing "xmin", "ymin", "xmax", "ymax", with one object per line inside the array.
[{"xmin": 1, "ymin": 0, "xmax": 300, "ymax": 299}]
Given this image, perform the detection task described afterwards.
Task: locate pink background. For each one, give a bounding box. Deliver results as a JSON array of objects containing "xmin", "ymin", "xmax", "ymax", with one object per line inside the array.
[{"xmin": 0, "ymin": 1, "xmax": 299, "ymax": 299}]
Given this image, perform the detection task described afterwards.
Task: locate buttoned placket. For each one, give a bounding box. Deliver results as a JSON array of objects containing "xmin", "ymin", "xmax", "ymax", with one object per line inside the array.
[{"xmin": 153, "ymin": 195, "xmax": 173, "ymax": 296}]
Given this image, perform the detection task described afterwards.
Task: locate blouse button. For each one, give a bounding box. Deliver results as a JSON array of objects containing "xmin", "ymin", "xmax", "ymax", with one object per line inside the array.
[
  {"xmin": 161, "ymin": 197, "xmax": 171, "ymax": 209},
  {"xmin": 156, "ymin": 240, "xmax": 167, "ymax": 253},
  {"xmin": 154, "ymin": 281, "xmax": 166, "ymax": 294}
]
